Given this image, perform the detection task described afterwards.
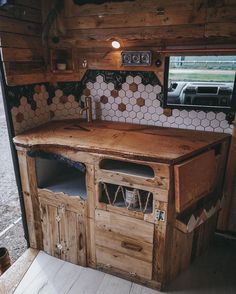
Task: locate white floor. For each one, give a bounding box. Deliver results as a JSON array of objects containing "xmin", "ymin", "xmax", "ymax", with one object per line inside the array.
[{"xmin": 13, "ymin": 235, "xmax": 236, "ymax": 294}]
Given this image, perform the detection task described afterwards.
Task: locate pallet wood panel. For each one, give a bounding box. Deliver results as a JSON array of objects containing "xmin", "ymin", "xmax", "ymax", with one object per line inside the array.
[
  {"xmin": 0, "ymin": 5, "xmax": 41, "ymax": 23},
  {"xmin": 95, "ymin": 209, "xmax": 154, "ymax": 244},
  {"xmin": 174, "ymin": 150, "xmax": 217, "ymax": 212},
  {"xmin": 96, "ymin": 246, "xmax": 153, "ymax": 280}
]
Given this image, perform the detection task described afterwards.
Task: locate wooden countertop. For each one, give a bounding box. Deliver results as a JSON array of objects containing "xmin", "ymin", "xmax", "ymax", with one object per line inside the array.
[{"xmin": 13, "ymin": 120, "xmax": 230, "ymax": 164}]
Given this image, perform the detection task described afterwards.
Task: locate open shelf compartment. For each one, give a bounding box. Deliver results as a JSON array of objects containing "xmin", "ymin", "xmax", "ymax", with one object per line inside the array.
[
  {"xmin": 99, "ymin": 182, "xmax": 153, "ymax": 214},
  {"xmin": 35, "ymin": 157, "xmax": 87, "ymax": 199},
  {"xmin": 100, "ymin": 159, "xmax": 155, "ymax": 178}
]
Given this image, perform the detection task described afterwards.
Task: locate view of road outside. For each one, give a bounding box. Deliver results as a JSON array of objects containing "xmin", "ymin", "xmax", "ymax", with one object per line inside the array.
[
  {"xmin": 0, "ymin": 86, "xmax": 26, "ymax": 263},
  {"xmin": 169, "ymin": 55, "xmax": 236, "ymax": 83}
]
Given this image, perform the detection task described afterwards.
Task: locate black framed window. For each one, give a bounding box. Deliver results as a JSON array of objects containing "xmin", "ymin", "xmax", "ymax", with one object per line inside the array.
[{"xmin": 163, "ymin": 55, "xmax": 236, "ymax": 112}]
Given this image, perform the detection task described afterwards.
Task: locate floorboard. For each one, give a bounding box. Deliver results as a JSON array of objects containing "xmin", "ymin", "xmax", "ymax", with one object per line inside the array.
[{"xmin": 1, "ymin": 235, "xmax": 235, "ymax": 294}]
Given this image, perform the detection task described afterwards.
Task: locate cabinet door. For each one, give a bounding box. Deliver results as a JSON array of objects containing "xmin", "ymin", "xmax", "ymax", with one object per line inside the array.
[
  {"xmin": 59, "ymin": 208, "xmax": 87, "ymax": 266},
  {"xmin": 40, "ymin": 202, "xmax": 60, "ymax": 258},
  {"xmin": 40, "ymin": 201, "xmax": 87, "ymax": 266}
]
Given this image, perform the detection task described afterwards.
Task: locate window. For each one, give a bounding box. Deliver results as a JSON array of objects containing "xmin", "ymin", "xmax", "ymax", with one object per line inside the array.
[{"xmin": 163, "ymin": 55, "xmax": 236, "ymax": 111}]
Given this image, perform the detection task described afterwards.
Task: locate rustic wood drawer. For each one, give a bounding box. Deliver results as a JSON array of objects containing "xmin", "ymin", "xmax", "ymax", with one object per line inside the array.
[
  {"xmin": 95, "ymin": 210, "xmax": 154, "ymax": 280},
  {"xmin": 174, "ymin": 150, "xmax": 217, "ymax": 212}
]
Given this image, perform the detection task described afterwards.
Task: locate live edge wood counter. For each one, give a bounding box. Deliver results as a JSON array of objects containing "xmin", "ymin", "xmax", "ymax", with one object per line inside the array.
[{"xmin": 13, "ymin": 120, "xmax": 230, "ymax": 291}]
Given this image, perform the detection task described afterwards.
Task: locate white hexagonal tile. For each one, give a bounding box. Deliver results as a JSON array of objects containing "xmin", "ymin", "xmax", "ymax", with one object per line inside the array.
[
  {"xmin": 108, "ymin": 96, "xmax": 115, "ymax": 104},
  {"xmin": 109, "ymin": 109, "xmax": 115, "ymax": 116},
  {"xmin": 133, "ymin": 105, "xmax": 140, "ymax": 113},
  {"xmin": 206, "ymin": 111, "xmax": 216, "ymax": 120},
  {"xmin": 126, "ymin": 90, "xmax": 133, "ymax": 98},
  {"xmin": 141, "ymin": 91, "xmax": 148, "ymax": 99},
  {"xmin": 123, "ymin": 97, "xmax": 129, "ymax": 104},
  {"xmin": 210, "ymin": 119, "xmax": 220, "ymax": 128},
  {"xmin": 141, "ymin": 106, "xmax": 148, "ymax": 113},
  {"xmin": 192, "ymin": 118, "xmax": 200, "ymax": 127},
  {"xmin": 144, "ymin": 112, "xmax": 152, "ymax": 120},
  {"xmin": 130, "ymin": 97, "xmax": 136, "ymax": 106},
  {"xmin": 104, "ymin": 89, "xmax": 110, "ymax": 97},
  {"xmin": 93, "ymin": 82, "xmax": 100, "ymax": 90},
  {"xmin": 170, "ymin": 122, "xmax": 178, "ymax": 128},
  {"xmin": 220, "ymin": 120, "xmax": 229, "ymax": 129},
  {"xmin": 201, "ymin": 118, "xmax": 210, "ymax": 127},
  {"xmin": 163, "ymin": 122, "xmax": 171, "ymax": 127},
  {"xmin": 130, "ymin": 111, "xmax": 136, "ymax": 119},
  {"xmin": 126, "ymin": 75, "xmax": 134, "ymax": 84},
  {"xmin": 183, "ymin": 117, "xmax": 192, "ymax": 126},
  {"xmin": 151, "ymin": 113, "xmax": 159, "ymax": 121},
  {"xmin": 152, "ymin": 99, "xmax": 160, "ymax": 107},
  {"xmin": 91, "ymin": 89, "xmax": 97, "ymax": 96},
  {"xmin": 214, "ymin": 127, "xmax": 223, "ymax": 133},
  {"xmin": 156, "ymin": 107, "xmax": 163, "ymax": 115},
  {"xmin": 112, "ymin": 103, "xmax": 117, "ymax": 111},
  {"xmin": 126, "ymin": 104, "xmax": 132, "ymax": 112},
  {"xmin": 101, "ymin": 82, "xmax": 107, "ymax": 90},
  {"xmin": 123, "ymin": 111, "xmax": 129, "ymax": 118},
  {"xmin": 145, "ymin": 99, "xmax": 152, "ymax": 107},
  {"xmin": 179, "ymin": 110, "xmax": 188, "ymax": 118},
  {"xmin": 122, "ymin": 83, "xmax": 129, "ymax": 91},
  {"xmin": 176, "ymin": 117, "xmax": 184, "ymax": 125},
  {"xmin": 216, "ymin": 112, "xmax": 226, "ymax": 120},
  {"xmin": 119, "ymin": 89, "xmax": 126, "ymax": 98},
  {"xmin": 134, "ymin": 91, "xmax": 140, "ymax": 99},
  {"xmin": 145, "ymin": 84, "xmax": 153, "ymax": 93},
  {"xmin": 138, "ymin": 84, "xmax": 145, "ymax": 92},
  {"xmin": 148, "ymin": 106, "xmax": 155, "ymax": 114},
  {"xmin": 189, "ymin": 110, "xmax": 197, "ymax": 119},
  {"xmin": 137, "ymin": 112, "xmax": 143, "ymax": 119},
  {"xmin": 172, "ymin": 109, "xmax": 180, "ymax": 117},
  {"xmin": 96, "ymin": 75, "xmax": 104, "ymax": 83},
  {"xmin": 159, "ymin": 114, "xmax": 167, "ymax": 123},
  {"xmin": 197, "ymin": 111, "xmax": 206, "ymax": 119},
  {"xmin": 97, "ymin": 89, "xmax": 104, "ymax": 97},
  {"xmin": 167, "ymin": 116, "xmax": 175, "ymax": 124},
  {"xmin": 154, "ymin": 85, "xmax": 162, "ymax": 94},
  {"xmin": 149, "ymin": 92, "xmax": 156, "ymax": 100},
  {"xmin": 134, "ymin": 76, "xmax": 142, "ymax": 84},
  {"xmin": 86, "ymin": 82, "xmax": 93, "ymax": 89},
  {"xmin": 107, "ymin": 83, "xmax": 114, "ymax": 91}
]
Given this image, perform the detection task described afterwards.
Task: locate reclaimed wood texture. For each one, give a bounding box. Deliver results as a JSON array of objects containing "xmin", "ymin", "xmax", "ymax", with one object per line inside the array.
[
  {"xmin": 0, "ymin": 0, "xmax": 46, "ymax": 85},
  {"xmin": 43, "ymin": 0, "xmax": 236, "ymax": 74},
  {"xmin": 39, "ymin": 189, "xmax": 87, "ymax": 267},
  {"xmin": 13, "ymin": 120, "xmax": 230, "ymax": 164},
  {"xmin": 17, "ymin": 150, "xmax": 43, "ymax": 249},
  {"xmin": 174, "ymin": 150, "xmax": 217, "ymax": 212},
  {"xmin": 95, "ymin": 209, "xmax": 154, "ymax": 280}
]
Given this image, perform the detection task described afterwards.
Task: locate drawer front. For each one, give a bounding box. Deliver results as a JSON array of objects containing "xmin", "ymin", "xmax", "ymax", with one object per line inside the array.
[
  {"xmin": 95, "ymin": 210, "xmax": 154, "ymax": 244},
  {"xmin": 174, "ymin": 150, "xmax": 217, "ymax": 212},
  {"xmin": 95, "ymin": 210, "xmax": 154, "ymax": 280},
  {"xmin": 96, "ymin": 246, "xmax": 153, "ymax": 280}
]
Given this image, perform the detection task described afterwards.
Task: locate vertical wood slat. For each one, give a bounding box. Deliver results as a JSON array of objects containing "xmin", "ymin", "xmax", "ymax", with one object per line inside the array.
[{"xmin": 17, "ymin": 150, "xmax": 43, "ymax": 249}]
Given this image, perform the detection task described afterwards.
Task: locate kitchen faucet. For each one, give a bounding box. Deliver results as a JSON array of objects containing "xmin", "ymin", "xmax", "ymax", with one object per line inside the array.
[{"xmin": 80, "ymin": 96, "xmax": 93, "ymax": 123}]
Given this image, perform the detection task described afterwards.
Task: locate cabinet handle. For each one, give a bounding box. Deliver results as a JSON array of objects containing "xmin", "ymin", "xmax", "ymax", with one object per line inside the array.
[
  {"xmin": 121, "ymin": 241, "xmax": 143, "ymax": 252},
  {"xmin": 78, "ymin": 233, "xmax": 83, "ymax": 251}
]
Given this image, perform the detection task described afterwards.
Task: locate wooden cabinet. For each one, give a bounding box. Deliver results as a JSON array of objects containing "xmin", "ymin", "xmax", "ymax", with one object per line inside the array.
[
  {"xmin": 13, "ymin": 120, "xmax": 231, "ymax": 291},
  {"xmin": 39, "ymin": 190, "xmax": 87, "ymax": 266}
]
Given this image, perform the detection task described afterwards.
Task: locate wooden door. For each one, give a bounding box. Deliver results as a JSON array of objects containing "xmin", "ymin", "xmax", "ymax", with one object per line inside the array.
[{"xmin": 40, "ymin": 201, "xmax": 87, "ymax": 266}]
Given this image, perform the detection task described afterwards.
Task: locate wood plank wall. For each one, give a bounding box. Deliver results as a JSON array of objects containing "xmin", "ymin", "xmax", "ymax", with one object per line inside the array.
[
  {"xmin": 0, "ymin": 0, "xmax": 46, "ymax": 85},
  {"xmin": 47, "ymin": 0, "xmax": 236, "ymax": 75}
]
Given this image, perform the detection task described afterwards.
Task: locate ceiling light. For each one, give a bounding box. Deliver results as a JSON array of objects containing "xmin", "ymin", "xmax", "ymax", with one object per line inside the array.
[{"xmin": 111, "ymin": 40, "xmax": 121, "ymax": 49}]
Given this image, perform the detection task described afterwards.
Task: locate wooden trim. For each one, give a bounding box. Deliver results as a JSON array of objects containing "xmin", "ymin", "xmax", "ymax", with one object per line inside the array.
[{"xmin": 0, "ymin": 249, "xmax": 38, "ymax": 294}]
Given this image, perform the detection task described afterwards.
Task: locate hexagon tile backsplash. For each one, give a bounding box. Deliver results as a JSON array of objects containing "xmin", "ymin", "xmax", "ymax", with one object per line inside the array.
[
  {"xmin": 7, "ymin": 70, "xmax": 233, "ymax": 135},
  {"xmin": 81, "ymin": 72, "xmax": 233, "ymax": 134}
]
